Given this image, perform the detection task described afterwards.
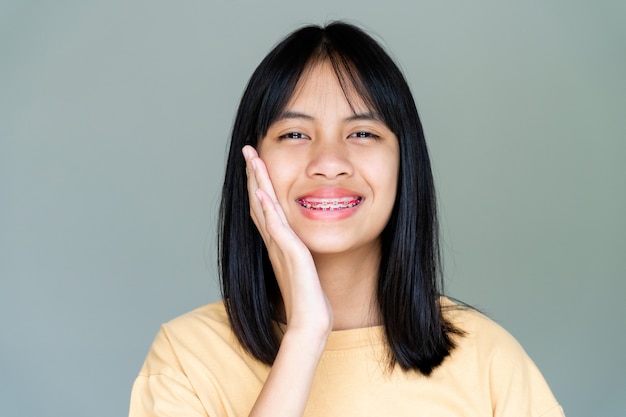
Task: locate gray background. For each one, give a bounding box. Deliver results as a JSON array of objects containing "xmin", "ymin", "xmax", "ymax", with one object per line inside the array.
[{"xmin": 1, "ymin": 1, "xmax": 624, "ymax": 416}]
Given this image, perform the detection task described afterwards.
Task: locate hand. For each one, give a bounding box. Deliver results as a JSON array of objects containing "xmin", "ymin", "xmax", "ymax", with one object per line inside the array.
[{"xmin": 242, "ymin": 145, "xmax": 333, "ymax": 337}]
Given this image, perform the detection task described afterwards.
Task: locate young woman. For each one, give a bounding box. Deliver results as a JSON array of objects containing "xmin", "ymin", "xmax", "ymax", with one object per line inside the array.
[{"xmin": 129, "ymin": 22, "xmax": 565, "ymax": 417}]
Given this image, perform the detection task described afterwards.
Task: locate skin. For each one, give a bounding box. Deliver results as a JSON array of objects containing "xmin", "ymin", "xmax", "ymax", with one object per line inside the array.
[{"xmin": 242, "ymin": 61, "xmax": 399, "ymax": 417}]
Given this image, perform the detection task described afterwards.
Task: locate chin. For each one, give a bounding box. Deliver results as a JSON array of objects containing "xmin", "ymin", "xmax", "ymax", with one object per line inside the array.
[{"xmin": 303, "ymin": 236, "xmax": 379, "ymax": 259}]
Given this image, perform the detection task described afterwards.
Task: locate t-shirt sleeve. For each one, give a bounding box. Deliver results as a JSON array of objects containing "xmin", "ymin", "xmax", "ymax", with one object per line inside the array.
[
  {"xmin": 486, "ymin": 322, "xmax": 565, "ymax": 417},
  {"xmin": 128, "ymin": 327, "xmax": 209, "ymax": 417}
]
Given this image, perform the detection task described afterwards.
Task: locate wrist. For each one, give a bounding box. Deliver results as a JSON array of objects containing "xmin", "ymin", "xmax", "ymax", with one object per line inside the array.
[{"xmin": 280, "ymin": 326, "xmax": 330, "ymax": 358}]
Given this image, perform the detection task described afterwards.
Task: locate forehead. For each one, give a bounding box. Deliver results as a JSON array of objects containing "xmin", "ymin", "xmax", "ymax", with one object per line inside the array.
[{"xmin": 285, "ymin": 60, "xmax": 374, "ymax": 115}]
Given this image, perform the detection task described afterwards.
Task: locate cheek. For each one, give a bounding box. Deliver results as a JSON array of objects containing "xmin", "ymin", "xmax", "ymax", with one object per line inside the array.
[
  {"xmin": 388, "ymin": 149, "xmax": 400, "ymax": 193},
  {"xmin": 377, "ymin": 155, "xmax": 400, "ymax": 212},
  {"xmin": 381, "ymin": 173, "xmax": 399, "ymax": 210},
  {"xmin": 261, "ymin": 154, "xmax": 299, "ymax": 199},
  {"xmin": 367, "ymin": 152, "xmax": 399, "ymax": 189}
]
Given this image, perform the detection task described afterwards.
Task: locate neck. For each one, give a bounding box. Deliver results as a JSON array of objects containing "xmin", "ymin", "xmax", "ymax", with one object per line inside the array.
[{"xmin": 312, "ymin": 245, "xmax": 382, "ymax": 331}]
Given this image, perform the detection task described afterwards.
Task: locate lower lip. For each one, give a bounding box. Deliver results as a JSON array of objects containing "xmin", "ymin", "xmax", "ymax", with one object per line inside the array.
[{"xmin": 296, "ymin": 201, "xmax": 362, "ymax": 220}]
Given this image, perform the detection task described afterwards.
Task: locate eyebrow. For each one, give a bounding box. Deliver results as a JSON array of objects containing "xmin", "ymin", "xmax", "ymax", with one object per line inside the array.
[
  {"xmin": 345, "ymin": 112, "xmax": 382, "ymax": 122},
  {"xmin": 275, "ymin": 110, "xmax": 382, "ymax": 123},
  {"xmin": 275, "ymin": 111, "xmax": 314, "ymax": 122}
]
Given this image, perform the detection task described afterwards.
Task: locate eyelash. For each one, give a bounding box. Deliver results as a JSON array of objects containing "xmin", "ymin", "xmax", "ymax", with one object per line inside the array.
[
  {"xmin": 279, "ymin": 132, "xmax": 310, "ymax": 140},
  {"xmin": 349, "ymin": 131, "xmax": 380, "ymax": 140},
  {"xmin": 279, "ymin": 131, "xmax": 380, "ymax": 140}
]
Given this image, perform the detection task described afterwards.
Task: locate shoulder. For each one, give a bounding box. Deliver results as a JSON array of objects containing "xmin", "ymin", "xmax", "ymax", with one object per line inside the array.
[
  {"xmin": 440, "ymin": 298, "xmax": 565, "ymax": 417},
  {"xmin": 138, "ymin": 301, "xmax": 238, "ymax": 375},
  {"xmin": 440, "ymin": 297, "xmax": 541, "ymax": 389},
  {"xmin": 164, "ymin": 300, "xmax": 230, "ymax": 335},
  {"xmin": 131, "ymin": 301, "xmax": 266, "ymax": 416},
  {"xmin": 442, "ymin": 297, "xmax": 525, "ymax": 358},
  {"xmin": 159, "ymin": 300, "xmax": 233, "ymax": 347}
]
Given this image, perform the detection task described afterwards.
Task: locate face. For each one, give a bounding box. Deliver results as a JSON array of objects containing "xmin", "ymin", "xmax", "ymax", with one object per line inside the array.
[{"xmin": 257, "ymin": 61, "xmax": 400, "ymax": 258}]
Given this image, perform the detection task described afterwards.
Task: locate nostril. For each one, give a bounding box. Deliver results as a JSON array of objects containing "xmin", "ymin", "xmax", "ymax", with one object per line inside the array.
[{"xmin": 307, "ymin": 157, "xmax": 353, "ymax": 178}]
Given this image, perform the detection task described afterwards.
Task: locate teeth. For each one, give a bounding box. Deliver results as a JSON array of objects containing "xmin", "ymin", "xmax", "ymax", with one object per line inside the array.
[{"xmin": 297, "ymin": 197, "xmax": 362, "ymax": 210}]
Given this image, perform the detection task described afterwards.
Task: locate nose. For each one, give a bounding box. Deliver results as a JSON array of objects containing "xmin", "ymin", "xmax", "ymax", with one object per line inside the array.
[{"xmin": 305, "ymin": 140, "xmax": 353, "ymax": 179}]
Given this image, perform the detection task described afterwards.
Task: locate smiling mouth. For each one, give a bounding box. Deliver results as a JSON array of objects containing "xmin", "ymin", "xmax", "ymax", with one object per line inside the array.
[{"xmin": 296, "ymin": 197, "xmax": 363, "ymax": 211}]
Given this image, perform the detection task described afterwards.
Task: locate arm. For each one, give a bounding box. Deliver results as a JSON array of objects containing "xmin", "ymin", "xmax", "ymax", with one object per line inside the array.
[{"xmin": 243, "ymin": 145, "xmax": 333, "ymax": 417}]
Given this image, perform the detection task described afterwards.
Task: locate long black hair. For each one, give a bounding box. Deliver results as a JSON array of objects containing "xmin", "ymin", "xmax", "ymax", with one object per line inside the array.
[{"xmin": 219, "ymin": 21, "xmax": 460, "ymax": 375}]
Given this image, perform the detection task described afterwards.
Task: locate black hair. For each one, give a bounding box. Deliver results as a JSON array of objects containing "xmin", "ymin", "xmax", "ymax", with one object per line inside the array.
[{"xmin": 218, "ymin": 21, "xmax": 460, "ymax": 375}]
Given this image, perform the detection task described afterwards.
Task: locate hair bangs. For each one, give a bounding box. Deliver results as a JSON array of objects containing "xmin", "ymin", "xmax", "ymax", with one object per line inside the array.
[{"xmin": 253, "ymin": 35, "xmax": 382, "ymax": 144}]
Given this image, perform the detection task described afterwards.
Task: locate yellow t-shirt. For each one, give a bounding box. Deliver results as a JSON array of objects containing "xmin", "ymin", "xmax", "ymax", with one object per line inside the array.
[{"xmin": 129, "ymin": 300, "xmax": 565, "ymax": 417}]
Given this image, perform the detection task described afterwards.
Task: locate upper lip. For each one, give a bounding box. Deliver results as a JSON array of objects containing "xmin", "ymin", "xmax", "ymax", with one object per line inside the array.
[{"xmin": 296, "ymin": 187, "xmax": 363, "ymax": 201}]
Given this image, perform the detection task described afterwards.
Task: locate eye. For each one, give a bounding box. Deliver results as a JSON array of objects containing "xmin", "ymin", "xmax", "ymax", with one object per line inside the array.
[
  {"xmin": 348, "ymin": 131, "xmax": 380, "ymax": 140},
  {"xmin": 279, "ymin": 132, "xmax": 310, "ymax": 140}
]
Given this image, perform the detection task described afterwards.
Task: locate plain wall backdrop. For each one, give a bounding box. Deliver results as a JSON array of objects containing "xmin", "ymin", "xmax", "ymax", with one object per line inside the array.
[{"xmin": 1, "ymin": 1, "xmax": 624, "ymax": 416}]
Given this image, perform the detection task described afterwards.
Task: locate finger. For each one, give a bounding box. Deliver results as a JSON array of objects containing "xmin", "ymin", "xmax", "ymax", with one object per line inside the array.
[
  {"xmin": 255, "ymin": 188, "xmax": 304, "ymax": 251},
  {"xmin": 243, "ymin": 146, "xmax": 288, "ymax": 226},
  {"xmin": 247, "ymin": 152, "xmax": 280, "ymax": 207},
  {"xmin": 243, "ymin": 146, "xmax": 267, "ymax": 234}
]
